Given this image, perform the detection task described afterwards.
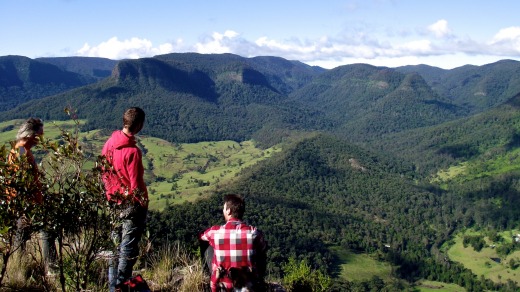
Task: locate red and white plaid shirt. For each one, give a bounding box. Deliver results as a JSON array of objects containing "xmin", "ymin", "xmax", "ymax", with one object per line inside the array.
[{"xmin": 200, "ymin": 218, "xmax": 266, "ymax": 292}]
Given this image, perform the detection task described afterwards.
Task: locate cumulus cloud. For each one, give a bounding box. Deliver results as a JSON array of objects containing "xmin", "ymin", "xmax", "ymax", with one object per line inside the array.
[
  {"xmin": 491, "ymin": 26, "xmax": 520, "ymax": 43},
  {"xmin": 76, "ymin": 21, "xmax": 520, "ymax": 69},
  {"xmin": 194, "ymin": 30, "xmax": 239, "ymax": 54},
  {"xmin": 427, "ymin": 19, "xmax": 452, "ymax": 38},
  {"xmin": 76, "ymin": 37, "xmax": 176, "ymax": 59},
  {"xmin": 488, "ymin": 27, "xmax": 520, "ymax": 54},
  {"xmin": 397, "ymin": 40, "xmax": 433, "ymax": 55},
  {"xmin": 189, "ymin": 30, "xmax": 434, "ymax": 65}
]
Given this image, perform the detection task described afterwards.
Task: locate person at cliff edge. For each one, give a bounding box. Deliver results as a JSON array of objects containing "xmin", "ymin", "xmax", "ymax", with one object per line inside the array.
[
  {"xmin": 199, "ymin": 194, "xmax": 268, "ymax": 292},
  {"xmin": 101, "ymin": 107, "xmax": 148, "ymax": 291}
]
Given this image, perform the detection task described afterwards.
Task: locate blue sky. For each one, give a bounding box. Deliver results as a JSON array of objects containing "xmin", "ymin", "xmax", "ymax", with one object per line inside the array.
[{"xmin": 2, "ymin": 0, "xmax": 520, "ymax": 69}]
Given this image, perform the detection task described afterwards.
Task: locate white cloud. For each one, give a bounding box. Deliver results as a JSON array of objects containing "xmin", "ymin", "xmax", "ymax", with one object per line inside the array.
[
  {"xmin": 488, "ymin": 26, "xmax": 520, "ymax": 55},
  {"xmin": 397, "ymin": 40, "xmax": 433, "ymax": 55},
  {"xmin": 427, "ymin": 19, "xmax": 452, "ymax": 38},
  {"xmin": 194, "ymin": 30, "xmax": 239, "ymax": 54},
  {"xmin": 75, "ymin": 21, "xmax": 520, "ymax": 70},
  {"xmin": 491, "ymin": 26, "xmax": 520, "ymax": 43},
  {"xmin": 76, "ymin": 37, "xmax": 175, "ymax": 59}
]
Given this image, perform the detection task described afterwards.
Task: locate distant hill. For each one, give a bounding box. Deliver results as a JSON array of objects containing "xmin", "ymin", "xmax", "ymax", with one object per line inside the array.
[
  {"xmin": 37, "ymin": 56, "xmax": 117, "ymax": 80},
  {"xmin": 154, "ymin": 53, "xmax": 326, "ymax": 95},
  {"xmin": 367, "ymin": 91, "xmax": 520, "ymax": 175},
  {"xmin": 397, "ymin": 59, "xmax": 520, "ymax": 113},
  {"xmin": 0, "ymin": 55, "xmax": 102, "ymax": 110},
  {"xmin": 288, "ymin": 63, "xmax": 465, "ymax": 142},
  {"xmin": 0, "ymin": 53, "xmax": 329, "ymax": 145},
  {"xmin": 3, "ymin": 53, "xmax": 520, "ymax": 151},
  {"xmin": 150, "ymin": 133, "xmax": 468, "ymax": 283}
]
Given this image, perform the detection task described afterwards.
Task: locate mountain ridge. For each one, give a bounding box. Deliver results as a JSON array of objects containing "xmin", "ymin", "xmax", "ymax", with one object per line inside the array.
[
  {"xmin": 0, "ymin": 55, "xmax": 100, "ymax": 110},
  {"xmin": 2, "ymin": 53, "xmax": 520, "ymax": 154}
]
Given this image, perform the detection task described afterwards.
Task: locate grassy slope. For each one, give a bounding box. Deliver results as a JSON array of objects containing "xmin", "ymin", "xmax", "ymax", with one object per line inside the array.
[
  {"xmin": 429, "ymin": 131, "xmax": 520, "ymax": 285},
  {"xmin": 0, "ymin": 119, "xmax": 281, "ymax": 211},
  {"xmin": 415, "ymin": 280, "xmax": 465, "ymax": 292},
  {"xmin": 141, "ymin": 138, "xmax": 281, "ymax": 210},
  {"xmin": 432, "ymin": 147, "xmax": 520, "ymax": 187},
  {"xmin": 330, "ymin": 246, "xmax": 393, "ymax": 282},
  {"xmin": 446, "ymin": 229, "xmax": 520, "ymax": 284}
]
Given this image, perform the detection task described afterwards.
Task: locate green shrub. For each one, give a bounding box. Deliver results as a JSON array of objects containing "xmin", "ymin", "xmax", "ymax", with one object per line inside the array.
[{"xmin": 282, "ymin": 257, "xmax": 330, "ymax": 292}]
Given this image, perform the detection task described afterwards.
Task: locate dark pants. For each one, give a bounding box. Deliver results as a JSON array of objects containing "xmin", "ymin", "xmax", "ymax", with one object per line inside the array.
[
  {"xmin": 109, "ymin": 204, "xmax": 147, "ymax": 292},
  {"xmin": 41, "ymin": 230, "xmax": 57, "ymax": 269},
  {"xmin": 200, "ymin": 241, "xmax": 213, "ymax": 273},
  {"xmin": 14, "ymin": 217, "xmax": 31, "ymax": 252},
  {"xmin": 15, "ymin": 218, "xmax": 57, "ymax": 272}
]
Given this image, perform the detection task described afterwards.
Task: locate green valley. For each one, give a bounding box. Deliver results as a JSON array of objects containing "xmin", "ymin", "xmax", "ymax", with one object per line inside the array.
[
  {"xmin": 0, "ymin": 119, "xmax": 282, "ymax": 211},
  {"xmin": 446, "ymin": 229, "xmax": 520, "ymax": 284},
  {"xmin": 3, "ymin": 53, "xmax": 520, "ymax": 290}
]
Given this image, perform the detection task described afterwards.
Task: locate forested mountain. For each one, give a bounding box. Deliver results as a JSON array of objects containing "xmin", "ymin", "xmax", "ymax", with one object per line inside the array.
[
  {"xmin": 148, "ymin": 134, "xmax": 505, "ymax": 290},
  {"xmin": 154, "ymin": 53, "xmax": 326, "ymax": 95},
  {"xmin": 288, "ymin": 64, "xmax": 466, "ymax": 142},
  {"xmin": 3, "ymin": 54, "xmax": 520, "ymax": 173},
  {"xmin": 0, "ymin": 55, "xmax": 100, "ymax": 110},
  {"xmin": 3, "ymin": 54, "xmax": 520, "ymax": 149},
  {"xmin": 36, "ymin": 56, "xmax": 117, "ymax": 80},
  {"xmin": 6, "ymin": 53, "xmax": 519, "ymax": 149},
  {"xmin": 397, "ymin": 59, "xmax": 520, "ymax": 113},
  {"xmin": 365, "ymin": 91, "xmax": 520, "ymax": 175},
  {"xmin": 0, "ymin": 54, "xmax": 329, "ymax": 144}
]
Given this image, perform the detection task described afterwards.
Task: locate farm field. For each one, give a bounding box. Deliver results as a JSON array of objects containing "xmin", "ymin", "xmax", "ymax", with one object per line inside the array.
[
  {"xmin": 415, "ymin": 280, "xmax": 465, "ymax": 292},
  {"xmin": 447, "ymin": 229, "xmax": 520, "ymax": 285},
  {"xmin": 330, "ymin": 246, "xmax": 393, "ymax": 282},
  {"xmin": 0, "ymin": 119, "xmax": 282, "ymax": 210}
]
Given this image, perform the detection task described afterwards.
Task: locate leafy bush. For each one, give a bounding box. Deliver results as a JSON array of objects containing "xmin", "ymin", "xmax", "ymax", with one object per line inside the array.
[
  {"xmin": 462, "ymin": 235, "xmax": 486, "ymax": 252},
  {"xmin": 282, "ymin": 257, "xmax": 330, "ymax": 292},
  {"xmin": 38, "ymin": 108, "xmax": 119, "ymax": 291},
  {"xmin": 0, "ymin": 108, "xmax": 121, "ymax": 291},
  {"xmin": 0, "ymin": 143, "xmax": 45, "ymax": 286}
]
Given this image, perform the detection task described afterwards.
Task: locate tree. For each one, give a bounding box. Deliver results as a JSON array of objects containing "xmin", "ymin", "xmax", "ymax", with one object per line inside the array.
[
  {"xmin": 0, "ymin": 143, "xmax": 44, "ymax": 286},
  {"xmin": 0, "ymin": 107, "xmax": 122, "ymax": 291},
  {"xmin": 40, "ymin": 109, "xmax": 118, "ymax": 291}
]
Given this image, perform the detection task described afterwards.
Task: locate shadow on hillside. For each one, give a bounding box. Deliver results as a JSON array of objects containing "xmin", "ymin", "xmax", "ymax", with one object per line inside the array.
[
  {"xmin": 462, "ymin": 175, "xmax": 520, "ymax": 228},
  {"xmin": 506, "ymin": 132, "xmax": 520, "ymax": 150},
  {"xmin": 114, "ymin": 58, "xmax": 219, "ymax": 102},
  {"xmin": 436, "ymin": 143, "xmax": 480, "ymax": 159}
]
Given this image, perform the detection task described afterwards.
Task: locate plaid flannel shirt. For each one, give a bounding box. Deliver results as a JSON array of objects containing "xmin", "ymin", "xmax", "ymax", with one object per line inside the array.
[{"xmin": 200, "ymin": 218, "xmax": 266, "ymax": 292}]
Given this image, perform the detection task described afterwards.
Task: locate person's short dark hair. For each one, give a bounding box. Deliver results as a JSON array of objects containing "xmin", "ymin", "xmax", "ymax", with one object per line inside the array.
[
  {"xmin": 123, "ymin": 107, "xmax": 145, "ymax": 134},
  {"xmin": 224, "ymin": 194, "xmax": 245, "ymax": 220}
]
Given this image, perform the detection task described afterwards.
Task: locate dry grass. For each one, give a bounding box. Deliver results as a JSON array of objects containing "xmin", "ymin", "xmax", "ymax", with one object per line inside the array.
[
  {"xmin": 1, "ymin": 239, "xmax": 285, "ymax": 291},
  {"xmin": 143, "ymin": 241, "xmax": 208, "ymax": 291},
  {"xmin": 0, "ymin": 239, "xmax": 55, "ymax": 291},
  {"xmin": 0, "ymin": 237, "xmax": 211, "ymax": 291}
]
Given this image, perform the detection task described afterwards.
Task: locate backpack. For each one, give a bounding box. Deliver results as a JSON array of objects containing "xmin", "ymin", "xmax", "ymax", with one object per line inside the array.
[
  {"xmin": 217, "ymin": 266, "xmax": 266, "ymax": 291},
  {"xmin": 117, "ymin": 274, "xmax": 150, "ymax": 292}
]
